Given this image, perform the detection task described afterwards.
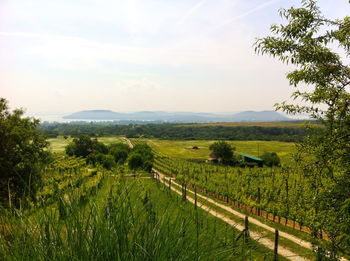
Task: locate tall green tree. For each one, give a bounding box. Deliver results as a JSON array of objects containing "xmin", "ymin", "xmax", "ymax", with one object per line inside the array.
[
  {"xmin": 0, "ymin": 98, "xmax": 50, "ymax": 206},
  {"xmin": 256, "ymin": 0, "xmax": 350, "ymax": 256}
]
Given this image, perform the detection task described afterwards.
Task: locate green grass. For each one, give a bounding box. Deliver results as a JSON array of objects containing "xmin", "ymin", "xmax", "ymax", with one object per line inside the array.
[
  {"xmin": 0, "ymin": 176, "xmax": 278, "ymax": 260},
  {"xmin": 146, "ymin": 139, "xmax": 296, "ymax": 163},
  {"xmin": 48, "ymin": 136, "xmax": 126, "ymax": 153},
  {"xmin": 48, "ymin": 137, "xmax": 295, "ymax": 164},
  {"xmin": 168, "ymin": 180, "xmax": 315, "ymax": 260}
]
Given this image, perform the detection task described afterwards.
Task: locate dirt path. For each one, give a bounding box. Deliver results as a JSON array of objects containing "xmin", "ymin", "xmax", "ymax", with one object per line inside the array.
[
  {"xmin": 154, "ymin": 171, "xmax": 309, "ymax": 261},
  {"xmin": 158, "ymin": 171, "xmax": 312, "ymax": 250},
  {"xmin": 125, "ymin": 138, "xmax": 309, "ymax": 259},
  {"xmin": 124, "ymin": 137, "xmax": 134, "ymax": 148},
  {"xmin": 124, "ymin": 138, "xmax": 345, "ymax": 261}
]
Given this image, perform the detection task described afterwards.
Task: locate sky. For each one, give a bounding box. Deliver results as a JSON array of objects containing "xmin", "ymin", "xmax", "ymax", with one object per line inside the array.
[{"xmin": 0, "ymin": 0, "xmax": 349, "ymax": 117}]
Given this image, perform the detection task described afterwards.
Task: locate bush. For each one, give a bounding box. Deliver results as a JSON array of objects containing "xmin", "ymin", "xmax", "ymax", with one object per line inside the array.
[
  {"xmin": 0, "ymin": 98, "xmax": 51, "ymax": 205},
  {"xmin": 109, "ymin": 143, "xmax": 130, "ymax": 164},
  {"xmin": 100, "ymin": 154, "xmax": 116, "ymax": 170},
  {"xmin": 261, "ymin": 152, "xmax": 281, "ymax": 167},
  {"xmin": 127, "ymin": 144, "xmax": 154, "ymax": 172},
  {"xmin": 65, "ymin": 135, "xmax": 108, "ymax": 158},
  {"xmin": 128, "ymin": 152, "xmax": 144, "ymax": 170}
]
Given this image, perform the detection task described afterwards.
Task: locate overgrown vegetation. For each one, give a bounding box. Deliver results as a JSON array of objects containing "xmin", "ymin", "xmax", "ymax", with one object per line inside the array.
[
  {"xmin": 0, "ymin": 98, "xmax": 51, "ymax": 207},
  {"xmin": 0, "ymin": 167, "xmax": 272, "ymax": 260},
  {"xmin": 256, "ymin": 0, "xmax": 350, "ymax": 256}
]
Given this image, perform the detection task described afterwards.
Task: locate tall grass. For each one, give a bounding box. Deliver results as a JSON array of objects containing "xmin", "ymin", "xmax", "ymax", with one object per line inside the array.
[{"xmin": 0, "ymin": 178, "xmax": 270, "ymax": 260}]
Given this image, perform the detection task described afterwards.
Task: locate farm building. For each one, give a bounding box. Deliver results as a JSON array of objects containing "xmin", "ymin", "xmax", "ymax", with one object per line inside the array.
[{"xmin": 239, "ymin": 153, "xmax": 263, "ymax": 167}]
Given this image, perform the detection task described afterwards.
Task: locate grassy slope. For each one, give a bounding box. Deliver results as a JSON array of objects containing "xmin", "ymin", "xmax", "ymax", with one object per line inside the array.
[
  {"xmin": 0, "ymin": 175, "xmax": 279, "ymax": 260},
  {"xmin": 129, "ymin": 178, "xmax": 280, "ymax": 260},
  {"xmin": 146, "ymin": 139, "xmax": 296, "ymax": 163},
  {"xmin": 48, "ymin": 136, "xmax": 295, "ymax": 163},
  {"xmin": 48, "ymin": 136, "xmax": 126, "ymax": 153}
]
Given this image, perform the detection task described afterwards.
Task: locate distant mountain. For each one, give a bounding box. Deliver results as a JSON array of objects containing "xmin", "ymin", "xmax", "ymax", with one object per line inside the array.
[
  {"xmin": 63, "ymin": 110, "xmax": 292, "ymax": 123},
  {"xmin": 228, "ymin": 110, "xmax": 290, "ymax": 122},
  {"xmin": 63, "ymin": 110, "xmax": 123, "ymax": 120}
]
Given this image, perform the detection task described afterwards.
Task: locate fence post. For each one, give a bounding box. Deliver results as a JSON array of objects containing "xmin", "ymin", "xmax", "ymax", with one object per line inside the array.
[
  {"xmin": 182, "ymin": 183, "xmax": 187, "ymax": 201},
  {"xmin": 181, "ymin": 183, "xmax": 184, "ymax": 200},
  {"xmin": 244, "ymin": 216, "xmax": 250, "ymax": 243},
  {"xmin": 257, "ymin": 187, "xmax": 261, "ymax": 216},
  {"xmin": 194, "ymin": 186, "xmax": 197, "ymax": 209},
  {"xmin": 274, "ymin": 229, "xmax": 279, "ymax": 261}
]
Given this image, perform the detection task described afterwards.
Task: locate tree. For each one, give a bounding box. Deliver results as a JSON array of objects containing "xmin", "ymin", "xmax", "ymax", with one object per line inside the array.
[
  {"xmin": 65, "ymin": 135, "xmax": 108, "ymax": 158},
  {"xmin": 209, "ymin": 141, "xmax": 235, "ymax": 164},
  {"xmin": 100, "ymin": 154, "xmax": 116, "ymax": 170},
  {"xmin": 255, "ymin": 0, "xmax": 350, "ymax": 256},
  {"xmin": 127, "ymin": 144, "xmax": 154, "ymax": 172},
  {"xmin": 261, "ymin": 152, "xmax": 281, "ymax": 167},
  {"xmin": 0, "ymin": 98, "xmax": 50, "ymax": 206},
  {"xmin": 127, "ymin": 152, "xmax": 144, "ymax": 171},
  {"xmin": 109, "ymin": 143, "xmax": 130, "ymax": 164}
]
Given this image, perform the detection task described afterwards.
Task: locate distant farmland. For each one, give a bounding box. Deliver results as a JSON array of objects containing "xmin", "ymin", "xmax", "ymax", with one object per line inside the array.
[
  {"xmin": 145, "ymin": 139, "xmax": 296, "ymax": 163},
  {"xmin": 180, "ymin": 121, "xmax": 317, "ymax": 128}
]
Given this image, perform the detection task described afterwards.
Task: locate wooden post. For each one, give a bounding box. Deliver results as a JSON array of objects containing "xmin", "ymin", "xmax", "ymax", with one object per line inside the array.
[
  {"xmin": 169, "ymin": 178, "xmax": 171, "ymax": 190},
  {"xmin": 181, "ymin": 183, "xmax": 184, "ymax": 199},
  {"xmin": 194, "ymin": 186, "xmax": 197, "ymax": 209},
  {"xmin": 182, "ymin": 183, "xmax": 186, "ymax": 201},
  {"xmin": 257, "ymin": 187, "xmax": 261, "ymax": 216},
  {"xmin": 244, "ymin": 216, "xmax": 249, "ymax": 243},
  {"xmin": 274, "ymin": 229, "xmax": 279, "ymax": 261},
  {"xmin": 184, "ymin": 183, "xmax": 187, "ymax": 201}
]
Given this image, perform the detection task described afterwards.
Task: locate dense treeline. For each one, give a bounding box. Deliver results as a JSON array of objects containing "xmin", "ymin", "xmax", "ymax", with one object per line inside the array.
[{"xmin": 41, "ymin": 123, "xmax": 310, "ymax": 142}]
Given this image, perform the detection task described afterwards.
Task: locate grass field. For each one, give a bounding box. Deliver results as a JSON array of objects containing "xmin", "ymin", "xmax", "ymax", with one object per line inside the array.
[
  {"xmin": 48, "ymin": 136, "xmax": 126, "ymax": 153},
  {"xmin": 146, "ymin": 139, "xmax": 296, "ymax": 163},
  {"xmin": 48, "ymin": 136, "xmax": 296, "ymax": 163}
]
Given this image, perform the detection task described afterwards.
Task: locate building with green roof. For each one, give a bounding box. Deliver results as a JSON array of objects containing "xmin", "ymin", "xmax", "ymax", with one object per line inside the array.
[{"xmin": 239, "ymin": 153, "xmax": 263, "ymax": 167}]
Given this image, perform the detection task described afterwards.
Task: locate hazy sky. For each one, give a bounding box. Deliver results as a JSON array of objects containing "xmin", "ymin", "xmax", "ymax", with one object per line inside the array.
[{"xmin": 1, "ymin": 0, "xmax": 349, "ymax": 116}]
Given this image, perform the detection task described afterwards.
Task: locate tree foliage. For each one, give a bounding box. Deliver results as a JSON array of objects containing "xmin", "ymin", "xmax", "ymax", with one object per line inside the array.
[
  {"xmin": 209, "ymin": 141, "xmax": 235, "ymax": 164},
  {"xmin": 65, "ymin": 135, "xmax": 108, "ymax": 158},
  {"xmin": 127, "ymin": 144, "xmax": 154, "ymax": 172},
  {"xmin": 41, "ymin": 123, "xmax": 309, "ymax": 142},
  {"xmin": 261, "ymin": 152, "xmax": 281, "ymax": 167},
  {"xmin": 256, "ymin": 0, "xmax": 350, "ymax": 255},
  {"xmin": 0, "ymin": 98, "xmax": 50, "ymax": 206},
  {"xmin": 109, "ymin": 143, "xmax": 130, "ymax": 164}
]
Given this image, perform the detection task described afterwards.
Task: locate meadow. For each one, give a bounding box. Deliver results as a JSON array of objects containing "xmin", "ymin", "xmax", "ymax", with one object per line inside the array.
[
  {"xmin": 48, "ymin": 136, "xmax": 295, "ymax": 163},
  {"xmin": 47, "ymin": 136, "xmax": 126, "ymax": 153},
  {"xmin": 145, "ymin": 139, "xmax": 296, "ymax": 163}
]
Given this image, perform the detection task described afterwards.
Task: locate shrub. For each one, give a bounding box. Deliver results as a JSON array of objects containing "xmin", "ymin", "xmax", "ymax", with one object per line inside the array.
[{"xmin": 261, "ymin": 152, "xmax": 281, "ymax": 167}]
